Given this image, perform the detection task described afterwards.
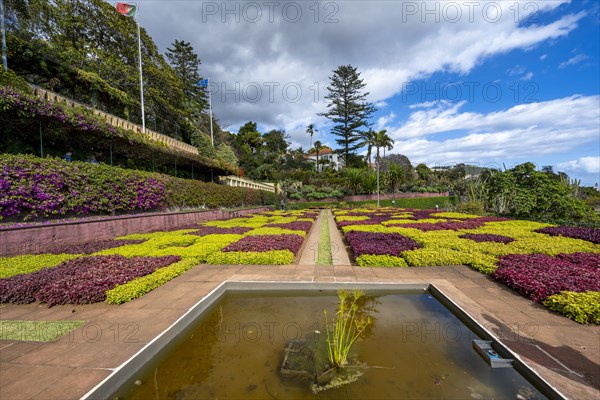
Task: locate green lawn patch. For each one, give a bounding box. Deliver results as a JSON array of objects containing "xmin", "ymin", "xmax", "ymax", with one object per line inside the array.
[
  {"xmin": 317, "ymin": 211, "xmax": 333, "ymax": 265},
  {"xmin": 0, "ymin": 320, "xmax": 86, "ymax": 342}
]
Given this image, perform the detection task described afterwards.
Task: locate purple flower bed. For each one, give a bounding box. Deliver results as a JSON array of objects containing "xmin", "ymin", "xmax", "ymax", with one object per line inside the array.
[
  {"xmin": 345, "ymin": 231, "xmax": 421, "ymax": 257},
  {"xmin": 222, "ymin": 234, "xmax": 305, "ymax": 254},
  {"xmin": 459, "ymin": 233, "xmax": 515, "ymax": 244},
  {"xmin": 39, "ymin": 239, "xmax": 146, "ymax": 255},
  {"xmin": 391, "ymin": 216, "xmax": 508, "ymax": 231},
  {"xmin": 556, "ymin": 252, "xmax": 600, "ymax": 266},
  {"xmin": 0, "ymin": 255, "xmax": 180, "ymax": 306},
  {"xmin": 265, "ymin": 221, "xmax": 313, "ymax": 233},
  {"xmin": 492, "ymin": 253, "xmax": 600, "ymax": 302},
  {"xmin": 189, "ymin": 226, "xmax": 253, "ymax": 236},
  {"xmin": 536, "ymin": 226, "xmax": 600, "ymax": 245},
  {"xmin": 0, "ymin": 154, "xmax": 166, "ymax": 220}
]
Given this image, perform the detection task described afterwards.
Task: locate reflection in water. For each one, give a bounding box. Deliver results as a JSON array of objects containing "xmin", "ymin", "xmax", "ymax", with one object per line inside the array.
[{"xmin": 123, "ymin": 292, "xmax": 546, "ymax": 400}]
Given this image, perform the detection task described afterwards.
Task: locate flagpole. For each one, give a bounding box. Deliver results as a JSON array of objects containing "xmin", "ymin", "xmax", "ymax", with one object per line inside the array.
[
  {"xmin": 208, "ymin": 77, "xmax": 214, "ymax": 147},
  {"xmin": 1, "ymin": 0, "xmax": 7, "ymax": 71},
  {"xmin": 134, "ymin": 3, "xmax": 145, "ymax": 133}
]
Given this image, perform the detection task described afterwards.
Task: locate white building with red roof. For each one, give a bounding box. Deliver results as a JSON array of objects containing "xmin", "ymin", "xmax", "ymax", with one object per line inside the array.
[{"xmin": 306, "ymin": 148, "xmax": 345, "ymax": 172}]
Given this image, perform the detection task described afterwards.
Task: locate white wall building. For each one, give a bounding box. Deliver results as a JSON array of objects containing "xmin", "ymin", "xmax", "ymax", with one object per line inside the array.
[{"xmin": 306, "ymin": 148, "xmax": 344, "ymax": 172}]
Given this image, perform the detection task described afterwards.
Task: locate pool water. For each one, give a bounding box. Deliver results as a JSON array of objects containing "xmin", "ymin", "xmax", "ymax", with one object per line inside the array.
[{"xmin": 121, "ymin": 290, "xmax": 547, "ymax": 399}]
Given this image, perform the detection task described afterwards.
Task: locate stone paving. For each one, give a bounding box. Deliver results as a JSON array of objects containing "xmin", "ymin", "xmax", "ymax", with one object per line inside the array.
[{"xmin": 0, "ymin": 211, "xmax": 598, "ymax": 399}]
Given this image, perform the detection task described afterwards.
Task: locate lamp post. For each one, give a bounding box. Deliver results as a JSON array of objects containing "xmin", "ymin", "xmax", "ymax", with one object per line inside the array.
[{"xmin": 376, "ymin": 156, "xmax": 380, "ymax": 207}]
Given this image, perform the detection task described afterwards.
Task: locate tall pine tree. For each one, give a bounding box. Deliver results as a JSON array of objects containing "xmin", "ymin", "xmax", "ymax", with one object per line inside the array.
[
  {"xmin": 319, "ymin": 65, "xmax": 376, "ymax": 167},
  {"xmin": 166, "ymin": 39, "xmax": 207, "ymax": 109}
]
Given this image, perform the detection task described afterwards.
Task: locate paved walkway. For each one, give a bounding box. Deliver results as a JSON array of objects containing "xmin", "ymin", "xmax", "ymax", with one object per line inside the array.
[{"xmin": 0, "ymin": 212, "xmax": 598, "ymax": 399}]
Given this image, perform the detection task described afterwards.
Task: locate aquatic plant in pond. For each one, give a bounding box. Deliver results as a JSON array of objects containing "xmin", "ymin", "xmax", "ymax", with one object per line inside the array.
[{"xmin": 325, "ymin": 289, "xmax": 372, "ymax": 368}]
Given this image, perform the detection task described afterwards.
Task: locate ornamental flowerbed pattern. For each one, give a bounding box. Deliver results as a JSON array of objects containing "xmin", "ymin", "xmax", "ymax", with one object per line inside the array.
[
  {"xmin": 0, "ymin": 210, "xmax": 315, "ymax": 306},
  {"xmin": 0, "ymin": 255, "xmax": 180, "ymax": 306},
  {"xmin": 336, "ymin": 207, "xmax": 600, "ymax": 324}
]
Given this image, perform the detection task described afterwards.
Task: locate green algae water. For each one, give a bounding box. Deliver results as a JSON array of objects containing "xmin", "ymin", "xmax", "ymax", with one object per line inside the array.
[{"xmin": 121, "ymin": 291, "xmax": 547, "ymax": 399}]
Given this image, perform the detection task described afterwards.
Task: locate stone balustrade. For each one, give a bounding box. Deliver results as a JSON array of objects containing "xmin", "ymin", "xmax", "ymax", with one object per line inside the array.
[
  {"xmin": 29, "ymin": 85, "xmax": 200, "ymax": 156},
  {"xmin": 219, "ymin": 175, "xmax": 278, "ymax": 193}
]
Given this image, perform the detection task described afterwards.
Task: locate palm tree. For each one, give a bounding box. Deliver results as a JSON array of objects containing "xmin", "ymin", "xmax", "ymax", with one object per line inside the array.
[
  {"xmin": 313, "ymin": 140, "xmax": 323, "ymax": 172},
  {"xmin": 306, "ymin": 124, "xmax": 317, "ymax": 150},
  {"xmin": 373, "ymin": 130, "xmax": 394, "ymax": 161},
  {"xmin": 357, "ymin": 129, "xmax": 376, "ymax": 166}
]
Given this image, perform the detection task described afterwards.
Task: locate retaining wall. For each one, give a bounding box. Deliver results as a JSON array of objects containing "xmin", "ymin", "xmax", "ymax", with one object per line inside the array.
[{"xmin": 0, "ymin": 207, "xmax": 269, "ymax": 257}]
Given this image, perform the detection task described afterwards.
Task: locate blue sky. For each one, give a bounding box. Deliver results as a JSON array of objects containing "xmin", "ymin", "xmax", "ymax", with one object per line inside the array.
[{"xmin": 139, "ymin": 0, "xmax": 599, "ymax": 185}]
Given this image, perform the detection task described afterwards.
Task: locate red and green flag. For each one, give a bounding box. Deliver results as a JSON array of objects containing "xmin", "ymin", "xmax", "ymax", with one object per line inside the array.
[{"xmin": 116, "ymin": 2, "xmax": 137, "ymax": 17}]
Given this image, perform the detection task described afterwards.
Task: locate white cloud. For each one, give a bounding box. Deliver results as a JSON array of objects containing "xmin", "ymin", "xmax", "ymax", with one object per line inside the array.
[
  {"xmin": 379, "ymin": 95, "xmax": 600, "ymax": 166},
  {"xmin": 521, "ymin": 72, "xmax": 534, "ymax": 80},
  {"xmin": 137, "ymin": 0, "xmax": 581, "ymax": 148},
  {"xmin": 558, "ymin": 54, "xmax": 589, "ymax": 68},
  {"xmin": 507, "ymin": 65, "xmax": 526, "ymax": 76},
  {"xmin": 557, "ymin": 157, "xmax": 600, "ymax": 174}
]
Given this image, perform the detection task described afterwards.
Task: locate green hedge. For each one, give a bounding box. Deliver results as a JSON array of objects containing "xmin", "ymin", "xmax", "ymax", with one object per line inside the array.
[{"xmin": 289, "ymin": 196, "xmax": 456, "ymax": 210}]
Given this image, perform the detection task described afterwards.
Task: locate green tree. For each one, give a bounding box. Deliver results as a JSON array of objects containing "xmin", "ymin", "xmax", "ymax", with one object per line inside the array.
[
  {"xmin": 484, "ymin": 162, "xmax": 598, "ymax": 223},
  {"xmin": 306, "ymin": 123, "xmax": 316, "ymax": 150},
  {"xmin": 313, "ymin": 140, "xmax": 323, "ymax": 172},
  {"xmin": 165, "ymin": 39, "xmax": 207, "ymax": 108},
  {"xmin": 215, "ymin": 143, "xmax": 238, "ymax": 168},
  {"xmin": 357, "ymin": 129, "xmax": 376, "ymax": 165},
  {"xmin": 415, "ymin": 163, "xmax": 432, "ymax": 183},
  {"xmin": 373, "ymin": 129, "xmax": 394, "ymax": 161},
  {"xmin": 319, "ymin": 65, "xmax": 376, "ymax": 167}
]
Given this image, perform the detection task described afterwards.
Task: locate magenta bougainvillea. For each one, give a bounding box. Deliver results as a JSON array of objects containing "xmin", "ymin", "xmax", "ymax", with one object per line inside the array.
[
  {"xmin": 536, "ymin": 226, "xmax": 600, "ymax": 245},
  {"xmin": 222, "ymin": 234, "xmax": 305, "ymax": 254},
  {"xmin": 0, "ymin": 255, "xmax": 180, "ymax": 306},
  {"xmin": 492, "ymin": 253, "xmax": 600, "ymax": 302},
  {"xmin": 345, "ymin": 231, "xmax": 421, "ymax": 257}
]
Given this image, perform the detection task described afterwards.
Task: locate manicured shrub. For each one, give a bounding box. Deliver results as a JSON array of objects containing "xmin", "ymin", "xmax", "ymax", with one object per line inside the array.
[
  {"xmin": 206, "ymin": 250, "xmax": 294, "ymax": 265},
  {"xmin": 492, "ymin": 253, "xmax": 600, "ymax": 302},
  {"xmin": 265, "ymin": 221, "xmax": 313, "ymax": 233},
  {"xmin": 345, "ymin": 231, "xmax": 421, "ymax": 257},
  {"xmin": 356, "ymin": 254, "xmax": 408, "ymax": 267},
  {"xmin": 223, "ymin": 234, "xmax": 305, "ymax": 254},
  {"xmin": 392, "ymin": 217, "xmax": 508, "ymax": 231},
  {"xmin": 543, "ymin": 291, "xmax": 600, "ymax": 324},
  {"xmin": 43, "ymin": 240, "xmax": 146, "ymax": 254},
  {"xmin": 0, "ymin": 254, "xmax": 81, "ymax": 278},
  {"xmin": 244, "ymin": 227, "xmax": 308, "ymax": 237},
  {"xmin": 189, "ymin": 226, "xmax": 253, "ymax": 236},
  {"xmin": 106, "ymin": 258, "xmax": 199, "ymax": 304},
  {"xmin": 459, "ymin": 234, "xmax": 515, "ymax": 244},
  {"xmin": 0, "ymin": 255, "xmax": 180, "ymax": 306},
  {"xmin": 536, "ymin": 226, "xmax": 600, "ymax": 244}
]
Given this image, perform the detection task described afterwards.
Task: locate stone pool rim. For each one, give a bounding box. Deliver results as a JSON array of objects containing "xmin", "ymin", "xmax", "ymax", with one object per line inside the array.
[{"xmin": 81, "ymin": 281, "xmax": 567, "ymax": 400}]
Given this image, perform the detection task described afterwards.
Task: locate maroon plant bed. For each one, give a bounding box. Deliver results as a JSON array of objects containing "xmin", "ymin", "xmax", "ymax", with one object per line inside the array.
[
  {"xmin": 0, "ymin": 255, "xmax": 180, "ymax": 306},
  {"xmin": 492, "ymin": 253, "xmax": 600, "ymax": 302},
  {"xmin": 264, "ymin": 221, "xmax": 313, "ymax": 233},
  {"xmin": 345, "ymin": 231, "xmax": 421, "ymax": 257},
  {"xmin": 535, "ymin": 226, "xmax": 600, "ymax": 244},
  {"xmin": 222, "ymin": 234, "xmax": 305, "ymax": 254}
]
